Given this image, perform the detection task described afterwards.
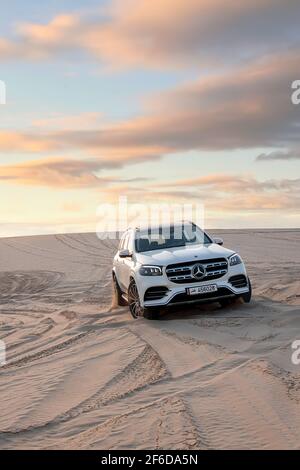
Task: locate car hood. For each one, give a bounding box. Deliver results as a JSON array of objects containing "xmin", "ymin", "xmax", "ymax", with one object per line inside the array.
[{"xmin": 136, "ymin": 243, "xmax": 235, "ymax": 266}]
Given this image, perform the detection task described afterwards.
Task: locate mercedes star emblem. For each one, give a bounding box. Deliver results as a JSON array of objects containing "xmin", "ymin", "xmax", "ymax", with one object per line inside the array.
[{"xmin": 191, "ymin": 263, "xmax": 206, "ymax": 280}]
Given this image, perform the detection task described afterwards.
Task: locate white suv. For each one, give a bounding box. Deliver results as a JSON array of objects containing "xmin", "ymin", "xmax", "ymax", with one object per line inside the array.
[{"xmin": 112, "ymin": 222, "xmax": 251, "ymax": 319}]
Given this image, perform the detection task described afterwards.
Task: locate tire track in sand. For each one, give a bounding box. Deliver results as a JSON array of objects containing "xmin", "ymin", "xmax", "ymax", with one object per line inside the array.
[{"xmin": 51, "ymin": 343, "xmax": 169, "ymax": 422}]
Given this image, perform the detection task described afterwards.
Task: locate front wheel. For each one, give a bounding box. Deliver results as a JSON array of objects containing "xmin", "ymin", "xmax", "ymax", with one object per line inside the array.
[
  {"xmin": 128, "ymin": 280, "xmax": 160, "ymax": 319},
  {"xmin": 241, "ymin": 277, "xmax": 252, "ymax": 303}
]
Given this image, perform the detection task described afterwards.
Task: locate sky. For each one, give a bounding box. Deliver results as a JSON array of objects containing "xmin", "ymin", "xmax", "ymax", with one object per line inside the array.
[{"xmin": 0, "ymin": 0, "xmax": 300, "ymax": 237}]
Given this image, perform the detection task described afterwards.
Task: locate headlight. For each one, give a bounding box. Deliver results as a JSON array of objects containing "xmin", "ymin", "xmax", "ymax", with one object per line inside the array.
[
  {"xmin": 229, "ymin": 254, "xmax": 243, "ymax": 266},
  {"xmin": 139, "ymin": 265, "xmax": 163, "ymax": 276}
]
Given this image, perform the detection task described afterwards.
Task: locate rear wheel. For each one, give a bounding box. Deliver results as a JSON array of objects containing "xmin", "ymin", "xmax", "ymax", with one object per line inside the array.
[
  {"xmin": 128, "ymin": 280, "xmax": 160, "ymax": 319},
  {"xmin": 112, "ymin": 274, "xmax": 127, "ymax": 306},
  {"xmin": 241, "ymin": 277, "xmax": 252, "ymax": 303}
]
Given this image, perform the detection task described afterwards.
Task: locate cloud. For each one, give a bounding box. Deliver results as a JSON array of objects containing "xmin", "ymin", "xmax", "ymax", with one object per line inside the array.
[
  {"xmin": 102, "ymin": 173, "xmax": 300, "ymax": 212},
  {"xmin": 0, "ymin": 131, "xmax": 57, "ymax": 152},
  {"xmin": 0, "ymin": 126, "xmax": 165, "ymax": 166},
  {"xmin": 158, "ymin": 174, "xmax": 300, "ymax": 193},
  {"xmin": 1, "ymin": 49, "xmax": 299, "ymax": 163},
  {"xmin": 0, "ymin": 1, "xmax": 299, "ymax": 68},
  {"xmin": 1, "ymin": 48, "xmax": 300, "ymax": 194},
  {"xmin": 0, "ymin": 157, "xmax": 151, "ymax": 188},
  {"xmin": 256, "ymin": 149, "xmax": 300, "ymax": 162},
  {"xmin": 0, "ymin": 14, "xmax": 81, "ymax": 60},
  {"xmin": 0, "ymin": 158, "xmax": 103, "ymax": 188},
  {"xmin": 16, "ymin": 14, "xmax": 79, "ymax": 44},
  {"xmin": 85, "ymin": 0, "xmax": 300, "ymax": 68}
]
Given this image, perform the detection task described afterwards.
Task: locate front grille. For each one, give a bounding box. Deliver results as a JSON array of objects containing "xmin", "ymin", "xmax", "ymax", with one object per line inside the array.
[
  {"xmin": 166, "ymin": 258, "xmax": 228, "ymax": 284},
  {"xmin": 229, "ymin": 274, "xmax": 248, "ymax": 288},
  {"xmin": 169, "ymin": 287, "xmax": 234, "ymax": 304},
  {"xmin": 144, "ymin": 286, "xmax": 169, "ymax": 301}
]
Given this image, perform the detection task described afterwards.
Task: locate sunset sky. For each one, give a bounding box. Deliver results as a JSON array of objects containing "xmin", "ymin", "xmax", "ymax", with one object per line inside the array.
[{"xmin": 1, "ymin": 0, "xmax": 300, "ymax": 237}]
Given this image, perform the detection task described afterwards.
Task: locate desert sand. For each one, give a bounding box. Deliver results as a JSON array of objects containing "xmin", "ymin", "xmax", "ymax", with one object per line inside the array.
[{"xmin": 0, "ymin": 229, "xmax": 299, "ymax": 450}]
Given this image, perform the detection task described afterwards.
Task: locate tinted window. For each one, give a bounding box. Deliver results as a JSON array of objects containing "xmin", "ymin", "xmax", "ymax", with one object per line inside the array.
[{"xmin": 135, "ymin": 224, "xmax": 211, "ymax": 253}]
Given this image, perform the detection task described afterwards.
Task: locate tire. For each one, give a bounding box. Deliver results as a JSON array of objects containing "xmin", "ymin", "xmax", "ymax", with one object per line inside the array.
[
  {"xmin": 241, "ymin": 277, "xmax": 252, "ymax": 303},
  {"xmin": 112, "ymin": 273, "xmax": 127, "ymax": 306},
  {"xmin": 128, "ymin": 279, "xmax": 160, "ymax": 319}
]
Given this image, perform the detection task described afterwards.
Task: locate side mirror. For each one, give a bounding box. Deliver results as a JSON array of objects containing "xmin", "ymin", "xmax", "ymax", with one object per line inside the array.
[
  {"xmin": 119, "ymin": 249, "xmax": 132, "ymax": 258},
  {"xmin": 213, "ymin": 237, "xmax": 223, "ymax": 246}
]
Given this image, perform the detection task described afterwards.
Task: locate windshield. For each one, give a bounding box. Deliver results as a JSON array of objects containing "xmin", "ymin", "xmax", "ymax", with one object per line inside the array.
[{"xmin": 135, "ymin": 224, "xmax": 212, "ymax": 253}]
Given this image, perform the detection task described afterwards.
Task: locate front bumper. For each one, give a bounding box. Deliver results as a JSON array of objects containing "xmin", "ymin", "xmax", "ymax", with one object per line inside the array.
[{"xmin": 137, "ymin": 263, "xmax": 249, "ymax": 308}]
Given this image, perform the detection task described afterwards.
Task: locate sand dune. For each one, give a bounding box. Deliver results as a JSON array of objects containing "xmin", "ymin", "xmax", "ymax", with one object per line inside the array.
[{"xmin": 0, "ymin": 230, "xmax": 299, "ymax": 449}]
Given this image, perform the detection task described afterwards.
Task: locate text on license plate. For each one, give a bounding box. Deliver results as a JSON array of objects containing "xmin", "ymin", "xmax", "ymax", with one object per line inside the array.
[{"xmin": 187, "ymin": 284, "xmax": 218, "ymax": 295}]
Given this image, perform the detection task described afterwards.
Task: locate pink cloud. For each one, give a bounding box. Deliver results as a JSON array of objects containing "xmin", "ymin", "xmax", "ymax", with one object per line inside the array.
[
  {"xmin": 101, "ymin": 173, "xmax": 300, "ymax": 212},
  {"xmin": 0, "ymin": 49, "xmax": 299, "ymax": 160},
  {"xmin": 0, "ymin": 1, "xmax": 299, "ymax": 67}
]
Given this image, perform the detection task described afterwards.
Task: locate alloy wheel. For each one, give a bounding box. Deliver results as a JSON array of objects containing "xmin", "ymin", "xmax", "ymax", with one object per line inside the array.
[{"xmin": 128, "ymin": 282, "xmax": 143, "ymax": 318}]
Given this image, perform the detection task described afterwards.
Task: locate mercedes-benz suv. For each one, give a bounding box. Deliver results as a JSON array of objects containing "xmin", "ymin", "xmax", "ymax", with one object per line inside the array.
[{"xmin": 112, "ymin": 222, "xmax": 251, "ymax": 319}]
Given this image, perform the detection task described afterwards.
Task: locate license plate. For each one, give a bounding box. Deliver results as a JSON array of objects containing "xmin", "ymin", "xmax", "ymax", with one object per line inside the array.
[{"xmin": 187, "ymin": 284, "xmax": 218, "ymax": 296}]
